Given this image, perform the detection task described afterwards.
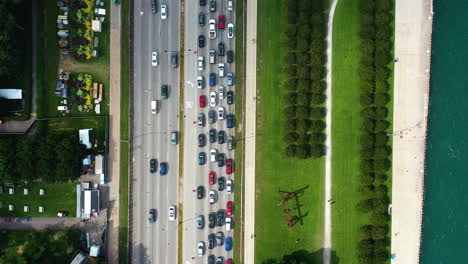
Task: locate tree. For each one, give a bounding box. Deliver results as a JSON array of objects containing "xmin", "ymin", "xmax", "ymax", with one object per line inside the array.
[
  {"xmin": 357, "ymin": 199, "xmax": 374, "ymax": 213},
  {"xmin": 297, "ymin": 94, "xmax": 311, "ymax": 106},
  {"xmin": 376, "ymin": 0, "xmax": 392, "ymax": 12},
  {"xmin": 374, "ymin": 120, "xmax": 389, "ymax": 132},
  {"xmin": 375, "ymin": 67, "xmax": 390, "ymax": 82},
  {"xmin": 361, "ymin": 107, "xmax": 376, "ymax": 119},
  {"xmin": 285, "ymin": 119, "xmax": 298, "ymax": 131},
  {"xmin": 297, "ymin": 119, "xmax": 310, "ymax": 132},
  {"xmin": 374, "ymin": 93, "xmax": 390, "ymax": 106},
  {"xmin": 297, "ymin": 52, "xmax": 311, "ymax": 66},
  {"xmin": 311, "ymin": 93, "xmax": 326, "ymax": 105},
  {"xmin": 359, "ymin": 0, "xmax": 376, "ymax": 13},
  {"xmin": 360, "ymin": 146, "xmax": 374, "ymax": 159},
  {"xmin": 297, "ymin": 65, "xmax": 310, "ymax": 79},
  {"xmin": 372, "ymin": 226, "xmax": 389, "ymax": 240},
  {"xmin": 374, "ymin": 146, "xmax": 389, "ymax": 158},
  {"xmin": 311, "ymin": 81, "xmax": 326, "ymax": 94},
  {"xmin": 360, "ymin": 159, "xmax": 373, "ymax": 173},
  {"xmin": 284, "ymin": 93, "xmax": 297, "ymax": 105},
  {"xmin": 310, "ymin": 144, "xmax": 325, "ymax": 158},
  {"xmin": 298, "ymin": 25, "xmax": 312, "ymax": 42},
  {"xmin": 16, "ymin": 137, "xmax": 35, "ymax": 180},
  {"xmin": 296, "ymin": 106, "xmax": 310, "ymax": 119},
  {"xmin": 357, "ymin": 239, "xmax": 374, "ymax": 254},
  {"xmin": 284, "ymin": 24, "xmax": 298, "ymax": 40},
  {"xmin": 284, "ymin": 78, "xmax": 298, "ymax": 91},
  {"xmin": 0, "ymin": 2, "xmax": 19, "ymax": 78},
  {"xmin": 310, "ymin": 107, "xmax": 326, "ymax": 119},
  {"xmin": 296, "ymin": 144, "xmax": 309, "ymax": 159},
  {"xmin": 361, "ymin": 13, "xmax": 375, "ymax": 25},
  {"xmin": 375, "ymin": 79, "xmax": 389, "ymax": 93},
  {"xmin": 374, "ymin": 159, "xmax": 390, "ymax": 173},
  {"xmin": 283, "ymin": 132, "xmax": 299, "ymax": 144},
  {"xmin": 310, "ymin": 66, "xmax": 325, "ymax": 81},
  {"xmin": 374, "ymin": 173, "xmax": 388, "ymax": 184},
  {"xmin": 284, "ymin": 106, "xmax": 297, "ymax": 118},
  {"xmin": 374, "ymin": 184, "xmax": 388, "ymax": 198},
  {"xmin": 374, "ymin": 132, "xmax": 388, "ymax": 146},
  {"xmin": 372, "ymin": 197, "xmax": 390, "ymax": 213},
  {"xmin": 361, "ymin": 118, "xmax": 375, "ymax": 132},
  {"xmin": 297, "ymin": 38, "xmax": 310, "ymax": 53},
  {"xmin": 360, "ymin": 23, "xmax": 376, "ymax": 39},
  {"xmin": 375, "ymin": 49, "xmax": 392, "ymax": 67},
  {"xmin": 360, "ymin": 173, "xmax": 375, "ymax": 186},
  {"xmin": 359, "ymin": 225, "xmax": 374, "ymax": 240},
  {"xmin": 310, "ymin": 39, "xmax": 325, "ymax": 56},
  {"xmin": 285, "ymin": 144, "xmax": 298, "ymax": 157},
  {"xmin": 373, "ymin": 250, "xmax": 390, "ymax": 263},
  {"xmin": 369, "ymin": 212, "xmax": 390, "ymax": 225},
  {"xmin": 359, "ymin": 65, "xmax": 375, "ymax": 83},
  {"xmin": 310, "ymin": 132, "xmax": 326, "ymax": 143},
  {"xmin": 283, "ymin": 52, "xmax": 297, "ymax": 65},
  {"xmin": 0, "ymin": 137, "xmax": 16, "ymax": 181},
  {"xmin": 360, "ymin": 38, "xmax": 375, "ymax": 57},
  {"xmin": 374, "ymin": 107, "xmax": 388, "ymax": 120},
  {"xmin": 284, "ymin": 64, "xmax": 297, "ymax": 77},
  {"xmin": 359, "ymin": 185, "xmax": 376, "ymax": 199},
  {"xmin": 297, "ymin": 79, "xmax": 310, "ymax": 92},
  {"xmin": 360, "ymin": 93, "xmax": 374, "ymax": 106},
  {"xmin": 309, "ymin": 120, "xmax": 326, "ymax": 132}
]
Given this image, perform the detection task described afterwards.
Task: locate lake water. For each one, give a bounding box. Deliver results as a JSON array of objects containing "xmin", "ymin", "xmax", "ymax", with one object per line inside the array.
[{"xmin": 420, "ymin": 0, "xmax": 468, "ymax": 263}]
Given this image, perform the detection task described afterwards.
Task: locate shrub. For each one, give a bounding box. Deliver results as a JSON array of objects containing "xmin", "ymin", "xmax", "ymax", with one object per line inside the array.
[{"xmin": 284, "ymin": 132, "xmax": 299, "ymax": 144}]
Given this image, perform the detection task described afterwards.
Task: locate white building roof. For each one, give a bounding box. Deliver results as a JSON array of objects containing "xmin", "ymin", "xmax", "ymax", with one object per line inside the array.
[
  {"xmin": 95, "ymin": 155, "xmax": 103, "ymax": 174},
  {"xmin": 0, "ymin": 89, "xmax": 22, "ymax": 99},
  {"xmin": 79, "ymin": 129, "xmax": 93, "ymax": 149},
  {"xmin": 91, "ymin": 20, "xmax": 102, "ymax": 32}
]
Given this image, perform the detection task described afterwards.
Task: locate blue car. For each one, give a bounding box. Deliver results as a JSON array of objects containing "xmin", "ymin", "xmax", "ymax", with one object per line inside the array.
[
  {"xmin": 199, "ymin": 152, "xmax": 206, "ymax": 165},
  {"xmin": 210, "ymin": 73, "xmax": 216, "ymax": 86},
  {"xmin": 160, "ymin": 162, "xmax": 167, "ymax": 175},
  {"xmin": 225, "ymin": 237, "xmax": 232, "ymax": 251}
]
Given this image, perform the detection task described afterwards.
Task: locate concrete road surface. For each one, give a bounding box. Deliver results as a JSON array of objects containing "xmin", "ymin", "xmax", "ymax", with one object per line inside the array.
[
  {"xmin": 182, "ymin": 0, "xmax": 237, "ymax": 263},
  {"xmin": 131, "ymin": 0, "xmax": 180, "ymax": 263}
]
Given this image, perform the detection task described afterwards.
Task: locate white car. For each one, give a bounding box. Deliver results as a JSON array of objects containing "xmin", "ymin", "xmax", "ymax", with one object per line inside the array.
[
  {"xmin": 209, "ymin": 19, "xmax": 217, "ymax": 39},
  {"xmin": 168, "ymin": 205, "xmax": 176, "ymax": 221},
  {"xmin": 197, "ymin": 76, "xmax": 204, "ymax": 89},
  {"xmin": 210, "ymin": 149, "xmax": 217, "ymax": 162},
  {"xmin": 209, "ymin": 190, "xmax": 217, "ymax": 204},
  {"xmin": 151, "ymin": 51, "xmax": 158, "ymax": 66},
  {"xmin": 197, "ymin": 241, "xmax": 205, "ymax": 256},
  {"xmin": 218, "ymin": 107, "xmax": 225, "ymax": 120},
  {"xmin": 151, "ymin": 100, "xmax": 158, "ymax": 115},
  {"xmin": 227, "ymin": 0, "xmax": 234, "ymax": 11},
  {"xmin": 209, "ymin": 49, "xmax": 216, "ymax": 64},
  {"xmin": 218, "ymin": 63, "xmax": 225, "ymax": 77},
  {"xmin": 218, "ymin": 86, "xmax": 225, "ymax": 99},
  {"xmin": 161, "ymin": 5, "xmax": 167, "ymax": 19},
  {"xmin": 210, "ymin": 91, "xmax": 217, "ymax": 107},
  {"xmin": 225, "ymin": 216, "xmax": 232, "ymax": 230},
  {"xmin": 226, "ymin": 179, "xmax": 233, "ymax": 194},
  {"xmin": 227, "ymin": 23, "xmax": 234, "ymax": 38},
  {"xmin": 198, "ymin": 56, "xmax": 205, "ymax": 71}
]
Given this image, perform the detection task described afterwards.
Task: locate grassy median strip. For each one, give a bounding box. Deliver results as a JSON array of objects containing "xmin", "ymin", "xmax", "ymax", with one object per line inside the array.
[{"xmin": 119, "ymin": 142, "xmax": 129, "ymax": 264}]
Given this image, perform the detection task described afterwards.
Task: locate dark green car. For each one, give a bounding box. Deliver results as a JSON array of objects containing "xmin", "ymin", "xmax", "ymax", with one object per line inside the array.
[{"xmin": 161, "ymin": 85, "xmax": 168, "ymax": 99}]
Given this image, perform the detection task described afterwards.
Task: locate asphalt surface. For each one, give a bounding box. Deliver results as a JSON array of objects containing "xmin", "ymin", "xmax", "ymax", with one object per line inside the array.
[
  {"xmin": 182, "ymin": 0, "xmax": 237, "ymax": 263},
  {"xmin": 131, "ymin": 1, "xmax": 180, "ymax": 263}
]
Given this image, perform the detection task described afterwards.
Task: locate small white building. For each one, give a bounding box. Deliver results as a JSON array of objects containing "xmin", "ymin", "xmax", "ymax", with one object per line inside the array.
[
  {"xmin": 8, "ymin": 204, "xmax": 14, "ymax": 211},
  {"xmin": 24, "ymin": 205, "xmax": 29, "ymax": 212},
  {"xmin": 8, "ymin": 188, "xmax": 14, "ymax": 195},
  {"xmin": 39, "ymin": 188, "xmax": 46, "ymax": 195},
  {"xmin": 77, "ymin": 184, "xmax": 100, "ymax": 219},
  {"xmin": 0, "ymin": 89, "xmax": 22, "ymax": 99},
  {"xmin": 39, "ymin": 206, "xmax": 45, "ymax": 213},
  {"xmin": 79, "ymin": 129, "xmax": 93, "ymax": 149},
  {"xmin": 23, "ymin": 188, "xmax": 29, "ymax": 195},
  {"xmin": 91, "ymin": 20, "xmax": 102, "ymax": 32}
]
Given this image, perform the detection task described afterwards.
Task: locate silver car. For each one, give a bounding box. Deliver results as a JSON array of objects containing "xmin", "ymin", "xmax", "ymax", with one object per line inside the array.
[
  {"xmin": 197, "ymin": 215, "xmax": 205, "ymax": 230},
  {"xmin": 227, "ymin": 72, "xmax": 234, "ymax": 86},
  {"xmin": 198, "ymin": 56, "xmax": 205, "ymax": 71}
]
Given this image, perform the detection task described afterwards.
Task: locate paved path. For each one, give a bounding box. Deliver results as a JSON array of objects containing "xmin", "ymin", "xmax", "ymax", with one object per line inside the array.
[
  {"xmin": 323, "ymin": 0, "xmax": 339, "ymax": 263},
  {"xmin": 0, "ymin": 218, "xmax": 80, "ymax": 230},
  {"xmin": 243, "ymin": 0, "xmax": 257, "ymax": 262},
  {"xmin": 391, "ymin": 0, "xmax": 433, "ymax": 263},
  {"xmin": 107, "ymin": 2, "xmax": 122, "ymax": 263}
]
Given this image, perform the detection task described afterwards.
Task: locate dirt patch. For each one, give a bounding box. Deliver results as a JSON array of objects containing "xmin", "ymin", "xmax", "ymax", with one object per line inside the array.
[
  {"xmin": 17, "ymin": 245, "xmax": 24, "ymax": 255},
  {"xmin": 53, "ymin": 231, "xmax": 63, "ymax": 240}
]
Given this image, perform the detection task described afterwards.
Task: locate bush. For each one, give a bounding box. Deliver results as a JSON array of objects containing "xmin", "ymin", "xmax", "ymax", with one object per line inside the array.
[
  {"xmin": 285, "ymin": 144, "xmax": 298, "ymax": 157},
  {"xmin": 284, "ymin": 132, "xmax": 299, "ymax": 144},
  {"xmin": 284, "ymin": 93, "xmax": 298, "ymax": 105}
]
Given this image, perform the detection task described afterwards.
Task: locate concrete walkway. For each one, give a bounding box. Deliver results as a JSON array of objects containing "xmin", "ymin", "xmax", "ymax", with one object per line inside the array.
[
  {"xmin": 323, "ymin": 0, "xmax": 339, "ymax": 263},
  {"xmin": 243, "ymin": 0, "xmax": 257, "ymax": 262},
  {"xmin": 107, "ymin": 2, "xmax": 122, "ymax": 263},
  {"xmin": 391, "ymin": 0, "xmax": 433, "ymax": 263}
]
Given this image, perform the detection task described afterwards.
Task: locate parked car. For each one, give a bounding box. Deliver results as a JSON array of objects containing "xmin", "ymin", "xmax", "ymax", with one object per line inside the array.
[
  {"xmin": 197, "ymin": 241, "xmax": 205, "ymax": 256},
  {"xmin": 197, "ymin": 185, "xmax": 205, "ymax": 199},
  {"xmin": 226, "ymin": 201, "xmax": 234, "ymax": 216},
  {"xmin": 198, "ymin": 113, "xmax": 206, "ymax": 127},
  {"xmin": 161, "ymin": 85, "xmax": 168, "ymax": 99},
  {"xmin": 218, "ymin": 42, "xmax": 225, "ymax": 56},
  {"xmin": 226, "ymin": 159, "xmax": 233, "ymax": 174},
  {"xmin": 227, "ymin": 91, "xmax": 234, "ymax": 104},
  {"xmin": 210, "ymin": 0, "xmax": 216, "ymax": 12},
  {"xmin": 217, "ymin": 257, "xmax": 224, "ymax": 264},
  {"xmin": 219, "ymin": 15, "xmax": 226, "ymax": 29},
  {"xmin": 208, "ymin": 110, "xmax": 216, "ymax": 124},
  {"xmin": 209, "ymin": 49, "xmax": 216, "ymax": 64},
  {"xmin": 198, "ymin": 134, "xmax": 206, "ymax": 147},
  {"xmin": 227, "ymin": 136, "xmax": 234, "ymax": 150},
  {"xmin": 226, "ymin": 259, "xmax": 233, "ymax": 264},
  {"xmin": 200, "ymin": 0, "xmax": 206, "ymax": 6},
  {"xmin": 198, "ymin": 56, "xmax": 205, "ymax": 71},
  {"xmin": 209, "ymin": 212, "xmax": 216, "ymax": 228},
  {"xmin": 198, "ymin": 35, "xmax": 205, "ymax": 48},
  {"xmin": 197, "ymin": 215, "xmax": 205, "ymax": 229},
  {"xmin": 208, "ymin": 255, "xmax": 216, "ymax": 264},
  {"xmin": 218, "ymin": 177, "xmax": 225, "ymax": 191},
  {"xmin": 210, "ymin": 92, "xmax": 217, "ymax": 107},
  {"xmin": 225, "ymin": 237, "xmax": 233, "ymax": 251},
  {"xmin": 227, "ymin": 0, "xmax": 233, "ymax": 11},
  {"xmin": 199, "ymin": 95, "xmax": 207, "ymax": 108},
  {"xmin": 227, "ymin": 72, "xmax": 234, "ymax": 86},
  {"xmin": 168, "ymin": 205, "xmax": 176, "ymax": 221},
  {"xmin": 209, "ymin": 171, "xmax": 216, "ymax": 185},
  {"xmin": 227, "ymin": 50, "xmax": 234, "ymax": 63},
  {"xmin": 199, "ymin": 152, "xmax": 206, "ymax": 165},
  {"xmin": 160, "ymin": 5, "xmax": 167, "ymax": 19},
  {"xmin": 197, "ymin": 76, "xmax": 205, "ymax": 89},
  {"xmin": 171, "ymin": 131, "xmax": 178, "ymax": 144},
  {"xmin": 218, "ymin": 86, "xmax": 225, "ymax": 99},
  {"xmin": 208, "ymin": 233, "xmax": 215, "ymax": 249},
  {"xmin": 149, "ymin": 209, "xmax": 156, "ymax": 223},
  {"xmin": 225, "ymin": 216, "xmax": 232, "ymax": 230},
  {"xmin": 160, "ymin": 162, "xmax": 167, "ymax": 175},
  {"xmin": 210, "ymin": 73, "xmax": 216, "ymax": 86},
  {"xmin": 209, "ymin": 190, "xmax": 217, "ymax": 204},
  {"xmin": 150, "ymin": 0, "xmax": 157, "ymax": 13},
  {"xmin": 218, "ymin": 107, "xmax": 225, "ymax": 120},
  {"xmin": 217, "ymin": 153, "xmax": 225, "ymax": 167},
  {"xmin": 227, "ymin": 114, "xmax": 234, "ymax": 128},
  {"xmin": 151, "ymin": 100, "xmax": 158, "ymax": 114},
  {"xmin": 199, "ymin": 12, "xmax": 205, "ymax": 26},
  {"xmin": 209, "ymin": 129, "xmax": 216, "ymax": 143},
  {"xmin": 217, "ymin": 209, "xmax": 225, "ymax": 226},
  {"xmin": 151, "ymin": 51, "xmax": 158, "ymax": 66},
  {"xmin": 150, "ymin": 159, "xmax": 157, "ymax": 173},
  {"xmin": 218, "ymin": 130, "xmax": 225, "ymax": 144},
  {"xmin": 171, "ymin": 52, "xmax": 178, "ymax": 68},
  {"xmin": 216, "ymin": 232, "xmax": 224, "ymax": 246},
  {"xmin": 218, "ymin": 63, "xmax": 225, "ymax": 77},
  {"xmin": 226, "ymin": 179, "xmax": 233, "ymax": 194},
  {"xmin": 209, "ymin": 19, "xmax": 217, "ymax": 39},
  {"xmin": 227, "ymin": 23, "xmax": 234, "ymax": 38},
  {"xmin": 210, "ymin": 149, "xmax": 218, "ymax": 162}
]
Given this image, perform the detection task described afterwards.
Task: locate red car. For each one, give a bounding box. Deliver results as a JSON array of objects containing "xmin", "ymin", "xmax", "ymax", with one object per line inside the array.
[
  {"xmin": 226, "ymin": 201, "xmax": 233, "ymax": 216},
  {"xmin": 219, "ymin": 15, "xmax": 225, "ymax": 29},
  {"xmin": 226, "ymin": 159, "xmax": 233, "ymax": 174},
  {"xmin": 209, "ymin": 171, "xmax": 215, "ymax": 185},
  {"xmin": 226, "ymin": 259, "xmax": 233, "ymax": 264},
  {"xmin": 199, "ymin": 95, "xmax": 206, "ymax": 108}
]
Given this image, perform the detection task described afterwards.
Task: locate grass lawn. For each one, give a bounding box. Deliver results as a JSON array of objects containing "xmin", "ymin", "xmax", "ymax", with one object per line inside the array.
[
  {"xmin": 119, "ymin": 142, "xmax": 129, "ymax": 264},
  {"xmin": 331, "ymin": 0, "xmax": 368, "ymax": 263},
  {"xmin": 0, "ymin": 182, "xmax": 77, "ymax": 217},
  {"xmin": 255, "ymin": 0, "xmax": 325, "ymax": 262}
]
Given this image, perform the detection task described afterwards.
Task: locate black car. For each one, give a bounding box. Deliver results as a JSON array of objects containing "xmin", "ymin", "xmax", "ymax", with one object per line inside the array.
[
  {"xmin": 217, "ymin": 153, "xmax": 225, "ymax": 167},
  {"xmin": 218, "ymin": 177, "xmax": 225, "ymax": 191},
  {"xmin": 209, "ymin": 0, "xmax": 216, "ymax": 12},
  {"xmin": 227, "ymin": 50, "xmax": 234, "ymax": 63},
  {"xmin": 227, "ymin": 114, "xmax": 234, "ymax": 128},
  {"xmin": 209, "ymin": 212, "xmax": 216, "ymax": 228},
  {"xmin": 198, "ymin": 35, "xmax": 205, "ymax": 48},
  {"xmin": 218, "ymin": 130, "xmax": 225, "ymax": 144},
  {"xmin": 208, "ymin": 110, "xmax": 216, "ymax": 124},
  {"xmin": 197, "ymin": 186, "xmax": 205, "ymax": 199},
  {"xmin": 198, "ymin": 134, "xmax": 206, "ymax": 147},
  {"xmin": 161, "ymin": 85, "xmax": 168, "ymax": 99},
  {"xmin": 208, "ymin": 233, "xmax": 215, "ymax": 249},
  {"xmin": 199, "ymin": 12, "xmax": 205, "ymax": 26},
  {"xmin": 218, "ymin": 42, "xmax": 225, "ymax": 56},
  {"xmin": 200, "ymin": 0, "xmax": 206, "ymax": 6},
  {"xmin": 227, "ymin": 91, "xmax": 234, "ymax": 105},
  {"xmin": 208, "ymin": 255, "xmax": 215, "ymax": 264},
  {"xmin": 150, "ymin": 159, "xmax": 157, "ymax": 173},
  {"xmin": 209, "ymin": 129, "xmax": 216, "ymax": 143},
  {"xmin": 149, "ymin": 209, "xmax": 156, "ymax": 223},
  {"xmin": 217, "ymin": 210, "xmax": 224, "ymax": 226},
  {"xmin": 171, "ymin": 52, "xmax": 178, "ymax": 68}
]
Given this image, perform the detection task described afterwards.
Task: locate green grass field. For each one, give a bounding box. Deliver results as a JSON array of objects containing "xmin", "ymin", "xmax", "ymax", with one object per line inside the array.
[
  {"xmin": 0, "ymin": 182, "xmax": 77, "ymax": 217},
  {"xmin": 331, "ymin": 1, "xmax": 368, "ymax": 263},
  {"xmin": 255, "ymin": 0, "xmax": 325, "ymax": 262}
]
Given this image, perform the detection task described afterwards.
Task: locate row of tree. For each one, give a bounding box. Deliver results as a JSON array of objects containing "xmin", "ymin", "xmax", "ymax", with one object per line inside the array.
[
  {"xmin": 0, "ymin": 133, "xmax": 85, "ymax": 183},
  {"xmin": 356, "ymin": 0, "xmax": 394, "ymax": 263},
  {"xmin": 282, "ymin": 0, "xmax": 328, "ymax": 159}
]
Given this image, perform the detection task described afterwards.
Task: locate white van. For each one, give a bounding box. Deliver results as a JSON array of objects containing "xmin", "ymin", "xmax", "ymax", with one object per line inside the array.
[
  {"xmin": 151, "ymin": 100, "xmax": 158, "ymax": 114},
  {"xmin": 171, "ymin": 131, "xmax": 178, "ymax": 144},
  {"xmin": 209, "ymin": 49, "xmax": 216, "ymax": 64}
]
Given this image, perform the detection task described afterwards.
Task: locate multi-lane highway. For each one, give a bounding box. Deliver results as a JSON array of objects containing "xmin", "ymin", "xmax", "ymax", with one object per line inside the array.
[
  {"xmin": 131, "ymin": 0, "xmax": 180, "ymax": 263},
  {"xmin": 183, "ymin": 0, "xmax": 237, "ymax": 263}
]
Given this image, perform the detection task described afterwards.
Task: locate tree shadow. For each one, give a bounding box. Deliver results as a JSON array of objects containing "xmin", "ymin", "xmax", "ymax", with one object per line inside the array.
[{"xmin": 261, "ymin": 248, "xmax": 340, "ymax": 264}]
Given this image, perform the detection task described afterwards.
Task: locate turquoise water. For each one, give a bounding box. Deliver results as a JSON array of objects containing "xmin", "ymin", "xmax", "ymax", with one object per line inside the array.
[{"xmin": 420, "ymin": 0, "xmax": 468, "ymax": 263}]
